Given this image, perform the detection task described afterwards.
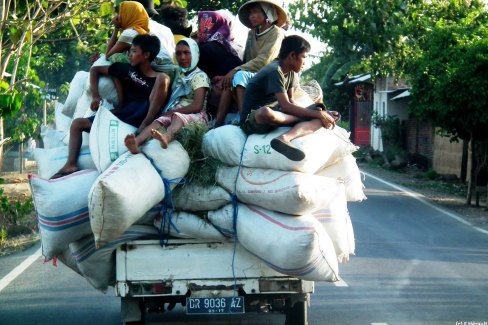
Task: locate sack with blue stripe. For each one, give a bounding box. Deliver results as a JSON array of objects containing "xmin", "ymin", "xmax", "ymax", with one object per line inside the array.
[
  {"xmin": 69, "ymin": 225, "xmax": 158, "ymax": 292},
  {"xmin": 29, "ymin": 169, "xmax": 99, "ymax": 260}
]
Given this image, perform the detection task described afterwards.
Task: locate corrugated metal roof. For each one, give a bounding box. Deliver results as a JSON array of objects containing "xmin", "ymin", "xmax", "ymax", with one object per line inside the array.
[{"xmin": 391, "ymin": 90, "xmax": 411, "ymax": 100}]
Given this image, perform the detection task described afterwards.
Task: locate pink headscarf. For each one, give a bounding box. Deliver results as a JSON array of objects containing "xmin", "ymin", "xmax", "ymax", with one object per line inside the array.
[{"xmin": 197, "ymin": 11, "xmax": 239, "ymax": 58}]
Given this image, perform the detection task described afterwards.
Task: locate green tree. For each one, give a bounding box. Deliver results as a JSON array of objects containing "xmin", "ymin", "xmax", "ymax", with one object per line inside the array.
[{"xmin": 403, "ymin": 1, "xmax": 488, "ymax": 202}]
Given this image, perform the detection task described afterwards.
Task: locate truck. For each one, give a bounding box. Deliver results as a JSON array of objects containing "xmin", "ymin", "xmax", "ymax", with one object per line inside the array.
[{"xmin": 116, "ymin": 238, "xmax": 314, "ymax": 325}]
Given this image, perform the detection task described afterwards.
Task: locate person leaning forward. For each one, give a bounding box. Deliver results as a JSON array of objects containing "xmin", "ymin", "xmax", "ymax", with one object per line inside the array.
[
  {"xmin": 50, "ymin": 34, "xmax": 170, "ymax": 179},
  {"xmin": 240, "ymin": 35, "xmax": 337, "ymax": 162}
]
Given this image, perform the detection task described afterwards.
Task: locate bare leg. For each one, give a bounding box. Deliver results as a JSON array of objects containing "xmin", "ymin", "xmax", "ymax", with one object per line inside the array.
[
  {"xmin": 235, "ymin": 86, "xmax": 246, "ymax": 116},
  {"xmin": 214, "ymin": 88, "xmax": 232, "ymax": 127},
  {"xmin": 51, "ymin": 118, "xmax": 92, "ymax": 179},
  {"xmin": 150, "ymin": 115, "xmax": 184, "ymax": 149},
  {"xmin": 125, "ymin": 120, "xmax": 162, "ymax": 154}
]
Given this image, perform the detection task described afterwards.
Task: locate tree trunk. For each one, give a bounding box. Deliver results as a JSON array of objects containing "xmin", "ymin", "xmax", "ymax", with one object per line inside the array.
[
  {"xmin": 461, "ymin": 139, "xmax": 468, "ymax": 183},
  {"xmin": 466, "ymin": 136, "xmax": 476, "ymax": 205}
]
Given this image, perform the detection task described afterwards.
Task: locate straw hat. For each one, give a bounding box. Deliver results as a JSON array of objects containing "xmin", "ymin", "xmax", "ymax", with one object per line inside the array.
[{"xmin": 238, "ymin": 0, "xmax": 288, "ymax": 29}]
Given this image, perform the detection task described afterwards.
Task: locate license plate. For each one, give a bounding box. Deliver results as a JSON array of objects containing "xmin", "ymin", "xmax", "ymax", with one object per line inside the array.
[{"xmin": 186, "ymin": 296, "xmax": 245, "ymax": 315}]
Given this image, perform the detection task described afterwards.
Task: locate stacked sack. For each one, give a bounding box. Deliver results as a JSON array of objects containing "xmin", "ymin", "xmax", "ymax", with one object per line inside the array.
[
  {"xmin": 32, "ymin": 65, "xmax": 366, "ymax": 289},
  {"xmin": 198, "ymin": 125, "xmax": 365, "ymax": 281},
  {"xmin": 31, "ymin": 74, "xmax": 189, "ymax": 291}
]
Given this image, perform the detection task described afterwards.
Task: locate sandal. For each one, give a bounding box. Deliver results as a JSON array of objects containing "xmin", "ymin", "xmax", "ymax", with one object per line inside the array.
[{"xmin": 270, "ymin": 138, "xmax": 305, "ymax": 161}]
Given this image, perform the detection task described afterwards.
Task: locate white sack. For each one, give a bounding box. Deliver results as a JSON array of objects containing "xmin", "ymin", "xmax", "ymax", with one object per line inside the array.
[
  {"xmin": 173, "ymin": 184, "xmax": 231, "ymax": 211},
  {"xmin": 154, "ymin": 211, "xmax": 226, "ymax": 240},
  {"xmin": 313, "ymin": 184, "xmax": 354, "ymax": 263},
  {"xmin": 40, "ymin": 125, "xmax": 66, "ymax": 149},
  {"xmin": 242, "ymin": 126, "xmax": 357, "ymax": 173},
  {"xmin": 140, "ymin": 138, "xmax": 190, "ymax": 186},
  {"xmin": 202, "ymin": 125, "xmax": 247, "ymax": 166},
  {"xmin": 69, "ymin": 225, "xmax": 158, "ymax": 292},
  {"xmin": 62, "ymin": 71, "xmax": 89, "ymax": 117},
  {"xmin": 89, "ymin": 152, "xmax": 165, "ymax": 247},
  {"xmin": 89, "ymin": 106, "xmax": 137, "ymax": 173},
  {"xmin": 316, "ymin": 154, "xmax": 367, "ymax": 202},
  {"xmin": 135, "ymin": 203, "xmax": 163, "ymax": 225},
  {"xmin": 62, "ymin": 90, "xmax": 93, "ymax": 147},
  {"xmin": 33, "ymin": 146, "xmax": 96, "ymax": 179},
  {"xmin": 29, "ymin": 170, "xmax": 99, "ymax": 259},
  {"xmin": 208, "ymin": 204, "xmax": 339, "ymax": 282},
  {"xmin": 217, "ymin": 166, "xmax": 342, "ymax": 215},
  {"xmin": 203, "ymin": 125, "xmax": 357, "ymax": 174},
  {"xmin": 54, "ymin": 101, "xmax": 71, "ymax": 132},
  {"xmin": 346, "ymin": 211, "xmax": 355, "ymax": 256}
]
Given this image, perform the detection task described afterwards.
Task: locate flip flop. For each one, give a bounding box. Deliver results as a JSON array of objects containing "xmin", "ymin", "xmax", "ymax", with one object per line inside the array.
[{"xmin": 270, "ymin": 138, "xmax": 305, "ymax": 161}]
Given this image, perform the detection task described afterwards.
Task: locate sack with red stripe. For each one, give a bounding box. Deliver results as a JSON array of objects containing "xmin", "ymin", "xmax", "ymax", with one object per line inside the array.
[
  {"xmin": 208, "ymin": 203, "xmax": 339, "ymax": 282},
  {"xmin": 29, "ymin": 170, "xmax": 99, "ymax": 260},
  {"xmin": 313, "ymin": 184, "xmax": 355, "ymax": 263},
  {"xmin": 216, "ymin": 166, "xmax": 341, "ymax": 215},
  {"xmin": 69, "ymin": 225, "xmax": 158, "ymax": 292}
]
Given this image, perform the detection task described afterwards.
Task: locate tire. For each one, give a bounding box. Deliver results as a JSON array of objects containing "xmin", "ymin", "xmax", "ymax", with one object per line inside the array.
[{"xmin": 285, "ymin": 300, "xmax": 308, "ymax": 325}]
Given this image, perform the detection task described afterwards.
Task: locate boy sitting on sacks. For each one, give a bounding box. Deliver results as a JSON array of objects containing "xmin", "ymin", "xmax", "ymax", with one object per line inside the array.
[
  {"xmin": 239, "ymin": 35, "xmax": 338, "ymax": 161},
  {"xmin": 51, "ymin": 34, "xmax": 170, "ymax": 179}
]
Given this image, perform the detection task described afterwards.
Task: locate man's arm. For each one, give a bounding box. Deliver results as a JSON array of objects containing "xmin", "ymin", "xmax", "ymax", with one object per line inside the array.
[
  {"xmin": 138, "ymin": 73, "xmax": 171, "ymax": 133},
  {"xmin": 89, "ymin": 65, "xmax": 110, "ymax": 111},
  {"xmin": 275, "ymin": 92, "xmax": 335, "ymax": 128}
]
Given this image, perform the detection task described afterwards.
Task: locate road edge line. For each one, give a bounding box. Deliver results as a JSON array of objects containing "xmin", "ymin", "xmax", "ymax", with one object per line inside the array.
[
  {"xmin": 363, "ymin": 171, "xmax": 488, "ymax": 236},
  {"xmin": 0, "ymin": 247, "xmax": 42, "ymax": 293}
]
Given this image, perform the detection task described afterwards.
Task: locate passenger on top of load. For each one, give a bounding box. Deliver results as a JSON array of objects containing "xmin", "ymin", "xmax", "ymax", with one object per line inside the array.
[
  {"xmin": 159, "ymin": 5, "xmax": 193, "ymax": 46},
  {"xmin": 125, "ymin": 0, "xmax": 176, "ymax": 76},
  {"xmin": 239, "ymin": 35, "xmax": 338, "ymax": 162},
  {"xmin": 196, "ymin": 10, "xmax": 243, "ymax": 117},
  {"xmin": 50, "ymin": 35, "xmax": 170, "ymax": 179},
  {"xmin": 125, "ymin": 38, "xmax": 210, "ymax": 154},
  {"xmin": 89, "ymin": 1, "xmax": 149, "ymax": 64},
  {"xmin": 214, "ymin": 0, "xmax": 287, "ymax": 127}
]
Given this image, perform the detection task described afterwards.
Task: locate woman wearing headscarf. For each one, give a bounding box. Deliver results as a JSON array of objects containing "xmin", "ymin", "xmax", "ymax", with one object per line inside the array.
[
  {"xmin": 214, "ymin": 0, "xmax": 287, "ymax": 127},
  {"xmin": 196, "ymin": 10, "xmax": 243, "ymax": 117},
  {"xmin": 197, "ymin": 10, "xmax": 243, "ymax": 80},
  {"xmin": 106, "ymin": 1, "xmax": 150, "ymax": 60},
  {"xmin": 125, "ymin": 38, "xmax": 210, "ymax": 153}
]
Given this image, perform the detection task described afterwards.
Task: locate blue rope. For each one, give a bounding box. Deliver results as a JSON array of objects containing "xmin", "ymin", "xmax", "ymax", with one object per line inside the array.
[
  {"xmin": 159, "ymin": 176, "xmax": 186, "ymax": 246},
  {"xmin": 230, "ymin": 135, "xmax": 248, "ymax": 296},
  {"xmin": 139, "ymin": 151, "xmax": 186, "ymax": 247}
]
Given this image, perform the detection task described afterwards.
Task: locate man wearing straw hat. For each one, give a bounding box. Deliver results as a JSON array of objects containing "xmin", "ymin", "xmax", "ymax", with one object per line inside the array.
[{"xmin": 214, "ymin": 0, "xmax": 287, "ymax": 127}]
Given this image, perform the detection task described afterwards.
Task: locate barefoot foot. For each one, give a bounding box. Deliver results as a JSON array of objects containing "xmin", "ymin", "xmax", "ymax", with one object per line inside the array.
[
  {"xmin": 50, "ymin": 166, "xmax": 80, "ymax": 179},
  {"xmin": 151, "ymin": 129, "xmax": 173, "ymax": 149},
  {"xmin": 124, "ymin": 133, "xmax": 140, "ymax": 154}
]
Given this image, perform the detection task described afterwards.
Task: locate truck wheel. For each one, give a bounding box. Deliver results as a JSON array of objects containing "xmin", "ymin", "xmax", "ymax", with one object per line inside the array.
[{"xmin": 285, "ymin": 300, "xmax": 308, "ymax": 325}]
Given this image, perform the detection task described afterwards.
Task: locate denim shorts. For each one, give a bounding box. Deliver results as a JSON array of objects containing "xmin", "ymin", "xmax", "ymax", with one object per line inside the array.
[{"xmin": 232, "ymin": 70, "xmax": 256, "ymax": 88}]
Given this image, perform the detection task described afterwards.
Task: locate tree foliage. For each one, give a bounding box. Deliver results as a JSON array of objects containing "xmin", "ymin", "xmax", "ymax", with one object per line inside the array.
[{"xmin": 403, "ymin": 0, "xmax": 488, "ymax": 141}]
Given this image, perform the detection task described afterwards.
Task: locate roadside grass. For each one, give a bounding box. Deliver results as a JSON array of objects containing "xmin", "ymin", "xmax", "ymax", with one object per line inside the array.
[{"xmin": 0, "ymin": 174, "xmax": 38, "ymax": 255}]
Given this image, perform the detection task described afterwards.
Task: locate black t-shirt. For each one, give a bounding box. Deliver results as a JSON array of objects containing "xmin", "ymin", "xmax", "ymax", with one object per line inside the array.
[
  {"xmin": 241, "ymin": 60, "xmax": 298, "ymax": 121},
  {"xmin": 108, "ymin": 63, "xmax": 156, "ymax": 103},
  {"xmin": 198, "ymin": 42, "xmax": 242, "ymax": 80}
]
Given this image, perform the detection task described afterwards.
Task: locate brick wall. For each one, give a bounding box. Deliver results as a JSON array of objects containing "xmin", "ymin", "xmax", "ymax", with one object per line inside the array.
[{"xmin": 404, "ymin": 118, "xmax": 434, "ymax": 166}]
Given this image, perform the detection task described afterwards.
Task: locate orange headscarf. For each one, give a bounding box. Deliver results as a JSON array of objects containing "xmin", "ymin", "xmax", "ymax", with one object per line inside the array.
[{"xmin": 119, "ymin": 1, "xmax": 150, "ymax": 35}]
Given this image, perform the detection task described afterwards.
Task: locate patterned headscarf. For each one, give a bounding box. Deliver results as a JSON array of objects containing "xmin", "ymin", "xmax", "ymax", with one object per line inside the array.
[
  {"xmin": 197, "ymin": 11, "xmax": 240, "ymax": 59},
  {"xmin": 119, "ymin": 1, "xmax": 150, "ymax": 35}
]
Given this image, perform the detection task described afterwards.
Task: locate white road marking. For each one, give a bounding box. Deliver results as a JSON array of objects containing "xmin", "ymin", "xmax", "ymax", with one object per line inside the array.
[
  {"xmin": 363, "ymin": 171, "xmax": 488, "ymax": 236},
  {"xmin": 0, "ymin": 247, "xmax": 42, "ymax": 293},
  {"xmin": 371, "ymin": 323, "xmax": 389, "ymax": 325},
  {"xmin": 333, "ymin": 277, "xmax": 349, "ymax": 287}
]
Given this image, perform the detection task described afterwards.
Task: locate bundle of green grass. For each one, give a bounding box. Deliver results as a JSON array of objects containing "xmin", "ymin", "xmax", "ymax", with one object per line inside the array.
[{"xmin": 174, "ymin": 122, "xmax": 220, "ymax": 187}]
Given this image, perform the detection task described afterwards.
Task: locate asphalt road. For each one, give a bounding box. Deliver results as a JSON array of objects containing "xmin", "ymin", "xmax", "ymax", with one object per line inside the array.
[{"xmin": 1, "ymin": 172, "xmax": 487, "ymax": 325}]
